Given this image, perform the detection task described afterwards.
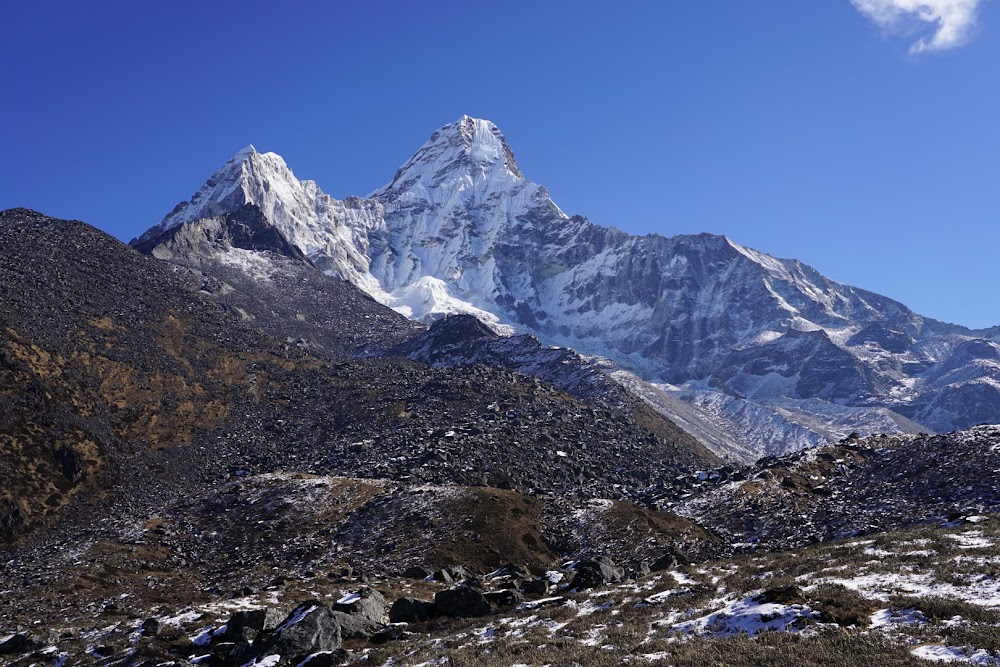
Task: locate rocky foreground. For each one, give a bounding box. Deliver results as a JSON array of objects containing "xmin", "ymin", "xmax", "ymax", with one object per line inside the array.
[
  {"xmin": 1, "ymin": 427, "xmax": 999, "ymax": 665},
  {"xmin": 1, "ymin": 510, "xmax": 998, "ymax": 666}
]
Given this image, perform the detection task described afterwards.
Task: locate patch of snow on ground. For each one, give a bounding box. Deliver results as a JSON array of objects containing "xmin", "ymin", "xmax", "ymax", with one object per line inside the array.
[
  {"xmin": 870, "ymin": 607, "xmax": 927, "ymax": 628},
  {"xmin": 946, "ymin": 532, "xmax": 994, "ymax": 549},
  {"xmin": 244, "ymin": 656, "xmax": 282, "ymax": 667},
  {"xmin": 638, "ymin": 651, "xmax": 672, "ymax": 661},
  {"xmin": 215, "ymin": 248, "xmax": 280, "ymax": 281},
  {"xmin": 411, "ymin": 658, "xmax": 448, "ymax": 667},
  {"xmin": 575, "ymin": 599, "xmax": 614, "ymax": 616},
  {"xmin": 190, "ymin": 627, "xmax": 214, "ymax": 646},
  {"xmin": 644, "ymin": 589, "xmax": 680, "ymax": 605},
  {"xmin": 161, "ymin": 610, "xmax": 203, "ymax": 626},
  {"xmin": 863, "ymin": 546, "xmax": 893, "ymax": 556},
  {"xmin": 519, "ymin": 597, "xmax": 564, "ymax": 610},
  {"xmin": 670, "ymin": 571, "xmax": 698, "ymax": 586},
  {"xmin": 911, "ymin": 645, "xmax": 1000, "ymax": 664},
  {"xmin": 296, "ymin": 653, "xmax": 337, "ymax": 667},
  {"xmin": 671, "ymin": 593, "xmax": 820, "ymax": 637},
  {"xmin": 812, "ymin": 572, "xmax": 1000, "ymax": 607}
]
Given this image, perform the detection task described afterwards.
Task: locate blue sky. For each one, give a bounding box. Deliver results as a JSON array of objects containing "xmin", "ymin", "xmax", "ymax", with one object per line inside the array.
[{"xmin": 1, "ymin": 1, "xmax": 997, "ymax": 328}]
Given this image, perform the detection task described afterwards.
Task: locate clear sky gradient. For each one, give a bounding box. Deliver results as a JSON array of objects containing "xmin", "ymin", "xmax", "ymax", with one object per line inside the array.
[{"xmin": 2, "ymin": 1, "xmax": 997, "ymax": 328}]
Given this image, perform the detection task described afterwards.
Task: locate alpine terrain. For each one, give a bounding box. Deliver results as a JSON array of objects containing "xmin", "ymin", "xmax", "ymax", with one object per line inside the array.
[
  {"xmin": 0, "ymin": 118, "xmax": 998, "ymax": 667},
  {"xmin": 136, "ymin": 116, "xmax": 1000, "ymax": 460}
]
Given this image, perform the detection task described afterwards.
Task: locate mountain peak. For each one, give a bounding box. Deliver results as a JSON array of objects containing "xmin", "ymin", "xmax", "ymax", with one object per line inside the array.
[
  {"xmin": 134, "ymin": 145, "xmax": 299, "ymax": 245},
  {"xmin": 233, "ymin": 144, "xmax": 258, "ymax": 160},
  {"xmin": 379, "ymin": 116, "xmax": 524, "ymax": 195}
]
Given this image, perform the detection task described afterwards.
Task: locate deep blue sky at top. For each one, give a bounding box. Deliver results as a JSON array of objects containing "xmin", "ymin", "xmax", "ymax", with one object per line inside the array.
[{"xmin": 1, "ymin": 1, "xmax": 997, "ymax": 327}]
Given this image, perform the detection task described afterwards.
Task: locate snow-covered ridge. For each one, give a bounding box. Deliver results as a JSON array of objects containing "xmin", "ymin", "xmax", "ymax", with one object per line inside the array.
[{"xmin": 136, "ymin": 116, "xmax": 1000, "ymax": 458}]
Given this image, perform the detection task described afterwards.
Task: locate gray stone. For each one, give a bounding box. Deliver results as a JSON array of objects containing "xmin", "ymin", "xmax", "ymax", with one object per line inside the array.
[
  {"xmin": 388, "ymin": 597, "xmax": 437, "ymax": 623},
  {"xmin": 333, "ymin": 587, "xmax": 387, "ymax": 624},
  {"xmin": 571, "ymin": 555, "xmax": 624, "ymax": 590},
  {"xmin": 258, "ymin": 601, "xmax": 342, "ymax": 660},
  {"xmin": 223, "ymin": 606, "xmax": 287, "ymax": 643},
  {"xmin": 434, "ymin": 586, "xmax": 494, "ymax": 618}
]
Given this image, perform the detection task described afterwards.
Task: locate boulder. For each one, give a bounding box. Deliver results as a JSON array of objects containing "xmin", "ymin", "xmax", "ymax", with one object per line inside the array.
[
  {"xmin": 333, "ymin": 587, "xmax": 387, "ymax": 624},
  {"xmin": 485, "ymin": 590, "xmax": 524, "ymax": 608},
  {"xmin": 402, "ymin": 565, "xmax": 433, "ymax": 579},
  {"xmin": 257, "ymin": 601, "xmax": 342, "ymax": 661},
  {"xmin": 223, "ymin": 607, "xmax": 287, "ymax": 643},
  {"xmin": 434, "ymin": 586, "xmax": 494, "ymax": 618},
  {"xmin": 650, "ymin": 548, "xmax": 689, "ymax": 572},
  {"xmin": 140, "ymin": 618, "xmax": 161, "ymax": 637},
  {"xmin": 388, "ymin": 597, "xmax": 437, "ymax": 623},
  {"xmin": 434, "ymin": 564, "xmax": 474, "ymax": 584},
  {"xmin": 0, "ymin": 633, "xmax": 44, "ymax": 655},
  {"xmin": 524, "ymin": 577, "xmax": 554, "ymax": 596},
  {"xmin": 331, "ymin": 611, "xmax": 381, "ymax": 640},
  {"xmin": 571, "ymin": 556, "xmax": 624, "ymax": 590}
]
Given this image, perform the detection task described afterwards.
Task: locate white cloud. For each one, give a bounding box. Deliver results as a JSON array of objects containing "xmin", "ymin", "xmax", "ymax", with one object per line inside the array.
[{"xmin": 851, "ymin": 0, "xmax": 982, "ymax": 52}]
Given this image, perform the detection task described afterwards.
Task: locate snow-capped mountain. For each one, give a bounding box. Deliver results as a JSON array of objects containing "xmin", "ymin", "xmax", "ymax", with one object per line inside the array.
[{"xmin": 135, "ymin": 116, "xmax": 1000, "ymax": 458}]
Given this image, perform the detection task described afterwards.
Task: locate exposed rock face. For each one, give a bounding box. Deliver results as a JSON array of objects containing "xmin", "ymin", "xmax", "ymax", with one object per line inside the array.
[
  {"xmin": 388, "ymin": 314, "xmax": 623, "ymax": 402},
  {"xmin": 134, "ymin": 117, "xmax": 1000, "ymax": 457}
]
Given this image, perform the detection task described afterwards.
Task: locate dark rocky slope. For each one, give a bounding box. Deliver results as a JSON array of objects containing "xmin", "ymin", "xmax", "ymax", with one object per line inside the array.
[
  {"xmin": 673, "ymin": 425, "xmax": 1000, "ymax": 553},
  {"xmin": 0, "ymin": 208, "xmax": 716, "ymax": 544}
]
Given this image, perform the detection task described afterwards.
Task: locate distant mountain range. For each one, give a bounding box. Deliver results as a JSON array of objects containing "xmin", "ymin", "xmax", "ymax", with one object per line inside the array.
[{"xmin": 133, "ymin": 116, "xmax": 1000, "ymax": 459}]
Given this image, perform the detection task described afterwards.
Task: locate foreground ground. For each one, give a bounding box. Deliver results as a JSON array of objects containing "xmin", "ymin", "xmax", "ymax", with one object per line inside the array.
[{"xmin": 2, "ymin": 513, "xmax": 998, "ymax": 666}]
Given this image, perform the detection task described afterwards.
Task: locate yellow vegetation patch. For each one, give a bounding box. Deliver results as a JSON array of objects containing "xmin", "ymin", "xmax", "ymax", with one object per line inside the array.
[{"xmin": 88, "ymin": 316, "xmax": 118, "ymax": 331}]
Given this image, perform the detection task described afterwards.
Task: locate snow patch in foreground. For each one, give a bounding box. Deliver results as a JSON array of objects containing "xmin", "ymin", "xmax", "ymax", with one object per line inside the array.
[
  {"xmin": 670, "ymin": 593, "xmax": 820, "ymax": 637},
  {"xmin": 911, "ymin": 645, "xmax": 1000, "ymax": 664}
]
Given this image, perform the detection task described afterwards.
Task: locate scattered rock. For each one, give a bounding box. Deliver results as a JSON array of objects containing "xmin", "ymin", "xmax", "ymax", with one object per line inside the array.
[
  {"xmin": 333, "ymin": 587, "xmax": 387, "ymax": 624},
  {"xmin": 434, "ymin": 586, "xmax": 494, "ymax": 618},
  {"xmin": 434, "ymin": 564, "xmax": 474, "ymax": 584},
  {"xmin": 223, "ymin": 607, "xmax": 287, "ymax": 643},
  {"xmin": 257, "ymin": 601, "xmax": 342, "ymax": 661},
  {"xmin": 388, "ymin": 597, "xmax": 437, "ymax": 624},
  {"xmin": 571, "ymin": 555, "xmax": 624, "ymax": 589},
  {"xmin": 0, "ymin": 633, "xmax": 44, "ymax": 655}
]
